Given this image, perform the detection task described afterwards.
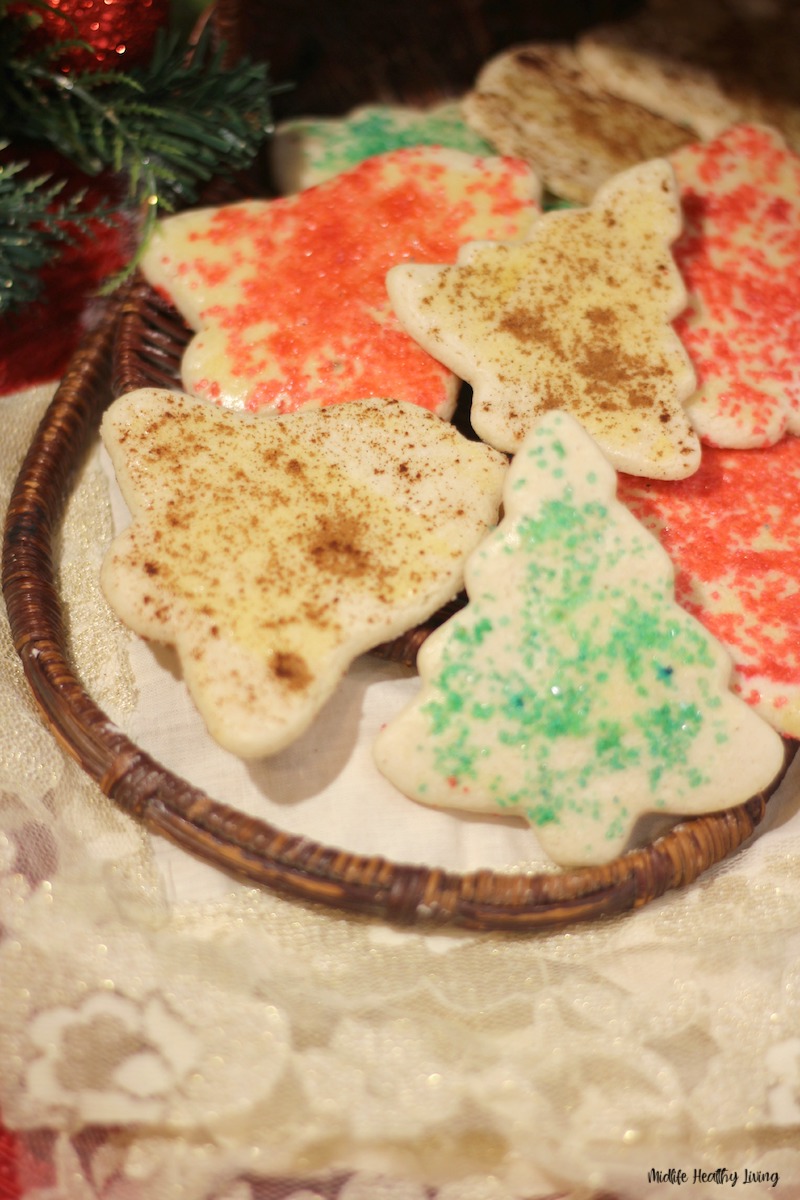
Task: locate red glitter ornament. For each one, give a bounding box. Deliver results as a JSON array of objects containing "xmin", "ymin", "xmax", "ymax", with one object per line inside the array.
[{"xmin": 11, "ymin": 0, "xmax": 170, "ymax": 72}]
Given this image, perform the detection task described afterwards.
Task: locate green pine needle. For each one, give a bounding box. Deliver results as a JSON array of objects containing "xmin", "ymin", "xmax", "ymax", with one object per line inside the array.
[
  {"xmin": 0, "ymin": 153, "xmax": 121, "ymax": 312},
  {"xmin": 0, "ymin": 10, "xmax": 281, "ymax": 310}
]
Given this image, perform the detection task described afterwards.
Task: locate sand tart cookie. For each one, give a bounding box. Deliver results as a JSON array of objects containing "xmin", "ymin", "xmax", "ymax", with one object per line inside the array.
[
  {"xmin": 271, "ymin": 101, "xmax": 494, "ymax": 193},
  {"xmin": 387, "ymin": 158, "xmax": 700, "ymax": 479},
  {"xmin": 462, "ymin": 42, "xmax": 691, "ymax": 204},
  {"xmin": 374, "ymin": 411, "xmax": 784, "ymax": 868},
  {"xmin": 619, "ymin": 433, "xmax": 800, "ymax": 739},
  {"xmin": 577, "ymin": 0, "xmax": 800, "ymax": 151},
  {"xmin": 140, "ymin": 147, "xmax": 539, "ymax": 418},
  {"xmin": 100, "ymin": 390, "xmax": 507, "ymax": 758},
  {"xmin": 669, "ymin": 124, "xmax": 800, "ymax": 448}
]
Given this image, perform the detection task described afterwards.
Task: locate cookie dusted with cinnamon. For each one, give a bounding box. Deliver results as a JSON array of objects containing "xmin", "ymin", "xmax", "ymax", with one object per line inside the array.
[
  {"xmin": 100, "ymin": 390, "xmax": 507, "ymax": 758},
  {"xmin": 462, "ymin": 42, "xmax": 691, "ymax": 204},
  {"xmin": 577, "ymin": 0, "xmax": 800, "ymax": 151},
  {"xmin": 387, "ymin": 158, "xmax": 700, "ymax": 479}
]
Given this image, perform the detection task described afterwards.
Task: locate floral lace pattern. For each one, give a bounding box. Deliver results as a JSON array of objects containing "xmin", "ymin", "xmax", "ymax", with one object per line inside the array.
[{"xmin": 2, "ymin": 384, "xmax": 800, "ymax": 1200}]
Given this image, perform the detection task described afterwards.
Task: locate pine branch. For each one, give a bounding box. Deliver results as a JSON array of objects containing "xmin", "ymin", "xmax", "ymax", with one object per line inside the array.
[
  {"xmin": 0, "ymin": 153, "xmax": 120, "ymax": 313},
  {"xmin": 4, "ymin": 23, "xmax": 275, "ymax": 197},
  {"xmin": 0, "ymin": 12, "xmax": 282, "ymax": 304}
]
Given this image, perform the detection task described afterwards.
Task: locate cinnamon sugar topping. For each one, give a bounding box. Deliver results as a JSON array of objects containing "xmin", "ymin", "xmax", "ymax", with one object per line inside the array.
[{"xmin": 387, "ymin": 157, "xmax": 700, "ymax": 479}]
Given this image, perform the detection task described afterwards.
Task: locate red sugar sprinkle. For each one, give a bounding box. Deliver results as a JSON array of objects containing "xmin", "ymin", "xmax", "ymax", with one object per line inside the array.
[
  {"xmin": 670, "ymin": 125, "xmax": 800, "ymax": 449},
  {"xmin": 146, "ymin": 148, "xmax": 537, "ymax": 415}
]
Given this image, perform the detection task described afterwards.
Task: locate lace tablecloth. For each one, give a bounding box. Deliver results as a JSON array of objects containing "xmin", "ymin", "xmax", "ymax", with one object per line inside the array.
[{"xmin": 2, "ymin": 353, "xmax": 800, "ymax": 1198}]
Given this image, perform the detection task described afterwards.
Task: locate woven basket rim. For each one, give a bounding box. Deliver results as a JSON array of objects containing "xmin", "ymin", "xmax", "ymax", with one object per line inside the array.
[{"xmin": 2, "ymin": 274, "xmax": 794, "ymax": 931}]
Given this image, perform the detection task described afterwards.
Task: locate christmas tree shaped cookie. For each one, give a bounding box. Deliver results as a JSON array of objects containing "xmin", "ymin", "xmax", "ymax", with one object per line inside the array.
[
  {"xmin": 374, "ymin": 411, "xmax": 784, "ymax": 867},
  {"xmin": 140, "ymin": 147, "xmax": 539, "ymax": 417},
  {"xmin": 387, "ymin": 158, "xmax": 700, "ymax": 479},
  {"xmin": 670, "ymin": 124, "xmax": 800, "ymax": 449},
  {"xmin": 100, "ymin": 390, "xmax": 507, "ymax": 758}
]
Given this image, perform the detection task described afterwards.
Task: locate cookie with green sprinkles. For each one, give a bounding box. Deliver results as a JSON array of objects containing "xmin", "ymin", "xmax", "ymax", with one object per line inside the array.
[
  {"xmin": 271, "ymin": 101, "xmax": 495, "ymax": 193},
  {"xmin": 373, "ymin": 410, "xmax": 785, "ymax": 867}
]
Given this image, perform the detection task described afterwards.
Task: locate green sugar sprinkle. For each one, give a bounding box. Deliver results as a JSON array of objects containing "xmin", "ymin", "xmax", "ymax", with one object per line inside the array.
[{"xmin": 294, "ymin": 104, "xmax": 494, "ymax": 180}]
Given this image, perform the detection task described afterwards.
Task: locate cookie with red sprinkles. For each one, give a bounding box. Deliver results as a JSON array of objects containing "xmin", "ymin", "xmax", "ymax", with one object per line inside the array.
[
  {"xmin": 139, "ymin": 146, "xmax": 539, "ymax": 417},
  {"xmin": 671, "ymin": 124, "xmax": 800, "ymax": 449},
  {"xmin": 618, "ymin": 435, "xmax": 800, "ymax": 738}
]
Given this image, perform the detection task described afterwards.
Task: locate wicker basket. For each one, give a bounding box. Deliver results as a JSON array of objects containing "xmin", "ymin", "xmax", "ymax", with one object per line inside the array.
[{"xmin": 2, "ymin": 0, "xmax": 795, "ymax": 931}]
